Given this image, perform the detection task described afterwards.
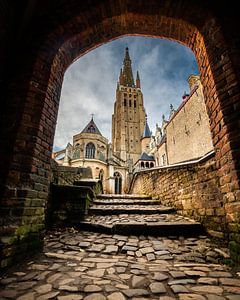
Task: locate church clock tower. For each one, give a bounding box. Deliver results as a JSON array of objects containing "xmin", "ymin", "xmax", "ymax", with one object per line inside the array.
[{"xmin": 112, "ymin": 48, "xmax": 146, "ymax": 165}]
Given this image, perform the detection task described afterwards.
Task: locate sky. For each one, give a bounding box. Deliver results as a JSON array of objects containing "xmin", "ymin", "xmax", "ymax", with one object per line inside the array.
[{"xmin": 53, "ymin": 36, "xmax": 199, "ymax": 151}]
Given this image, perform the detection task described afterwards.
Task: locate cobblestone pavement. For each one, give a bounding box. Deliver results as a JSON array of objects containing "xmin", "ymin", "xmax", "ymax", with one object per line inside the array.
[{"xmin": 1, "ymin": 228, "xmax": 240, "ymax": 300}]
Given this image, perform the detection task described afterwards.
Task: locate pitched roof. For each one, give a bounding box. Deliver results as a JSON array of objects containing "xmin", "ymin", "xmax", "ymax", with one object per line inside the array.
[
  {"xmin": 142, "ymin": 118, "xmax": 151, "ymax": 138},
  {"xmin": 81, "ymin": 118, "xmax": 102, "ymax": 135},
  {"xmin": 139, "ymin": 152, "xmax": 155, "ymax": 161}
]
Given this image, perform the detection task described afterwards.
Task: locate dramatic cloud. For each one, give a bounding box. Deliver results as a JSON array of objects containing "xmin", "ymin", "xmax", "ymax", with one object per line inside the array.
[{"xmin": 53, "ymin": 36, "xmax": 199, "ymax": 151}]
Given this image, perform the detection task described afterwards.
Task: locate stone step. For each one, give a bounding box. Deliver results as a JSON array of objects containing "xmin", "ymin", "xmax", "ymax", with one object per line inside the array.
[
  {"xmin": 78, "ymin": 220, "xmax": 204, "ymax": 237},
  {"xmin": 77, "ymin": 213, "xmax": 204, "ymax": 237},
  {"xmin": 93, "ymin": 199, "xmax": 162, "ymax": 205},
  {"xmin": 96, "ymin": 194, "xmax": 152, "ymax": 200},
  {"xmin": 89, "ymin": 205, "xmax": 175, "ymax": 215}
]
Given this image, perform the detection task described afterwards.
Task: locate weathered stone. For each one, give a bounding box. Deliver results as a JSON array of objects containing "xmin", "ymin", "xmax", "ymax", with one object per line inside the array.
[
  {"xmin": 107, "ymin": 292, "xmax": 126, "ymax": 300},
  {"xmin": 122, "ymin": 289, "xmax": 149, "ymax": 297},
  {"xmin": 152, "ymin": 272, "xmax": 169, "ymax": 281},
  {"xmin": 208, "ymin": 271, "xmax": 232, "ymax": 278},
  {"xmin": 87, "ymin": 269, "xmax": 105, "ymax": 277},
  {"xmin": 149, "ymin": 282, "xmax": 166, "ymax": 293},
  {"xmin": 171, "ymin": 285, "xmax": 189, "ymax": 293},
  {"xmin": 184, "ymin": 270, "xmax": 206, "ymax": 277},
  {"xmin": 169, "ymin": 271, "xmax": 186, "ymax": 278},
  {"xmin": 206, "ymin": 295, "xmax": 226, "ymax": 300},
  {"xmin": 36, "ymin": 291, "xmax": 60, "ymax": 299},
  {"xmin": 57, "ymin": 295, "xmax": 83, "ymax": 300},
  {"xmin": 96, "ymin": 263, "xmax": 114, "ymax": 269},
  {"xmin": 139, "ymin": 247, "xmax": 154, "ymax": 254},
  {"xmin": 191, "ymin": 285, "xmax": 223, "ymax": 294},
  {"xmin": 79, "ymin": 242, "xmax": 91, "ymax": 248},
  {"xmin": 104, "ymin": 245, "xmax": 118, "ymax": 253},
  {"xmin": 84, "ymin": 285, "xmax": 102, "ymax": 292},
  {"xmin": 168, "ymin": 279, "xmax": 195, "ymax": 285},
  {"xmin": 178, "ymin": 294, "xmax": 206, "ymax": 300},
  {"xmin": 58, "ymin": 285, "xmax": 79, "ymax": 292},
  {"xmin": 0, "ymin": 290, "xmax": 18, "ymax": 298},
  {"xmin": 198, "ymin": 277, "xmax": 218, "ymax": 285},
  {"xmin": 17, "ymin": 293, "xmax": 36, "ymax": 300},
  {"xmin": 132, "ymin": 276, "xmax": 149, "ymax": 288},
  {"xmin": 84, "ymin": 294, "xmax": 106, "ymax": 300},
  {"xmin": 219, "ymin": 278, "xmax": 240, "ymax": 286},
  {"xmin": 122, "ymin": 245, "xmax": 138, "ymax": 252},
  {"xmin": 146, "ymin": 253, "xmax": 155, "ymax": 261}
]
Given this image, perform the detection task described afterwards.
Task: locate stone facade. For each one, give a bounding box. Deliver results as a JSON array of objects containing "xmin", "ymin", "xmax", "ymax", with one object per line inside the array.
[
  {"xmin": 53, "ymin": 118, "xmax": 128, "ymax": 194},
  {"xmin": 149, "ymin": 75, "xmax": 214, "ymax": 167}
]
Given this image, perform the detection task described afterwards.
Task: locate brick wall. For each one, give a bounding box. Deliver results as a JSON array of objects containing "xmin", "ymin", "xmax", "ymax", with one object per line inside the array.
[{"xmin": 130, "ymin": 153, "xmax": 239, "ymax": 246}]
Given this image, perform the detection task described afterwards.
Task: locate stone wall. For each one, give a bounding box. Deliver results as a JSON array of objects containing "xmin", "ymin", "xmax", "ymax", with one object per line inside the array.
[
  {"xmin": 130, "ymin": 153, "xmax": 239, "ymax": 250},
  {"xmin": 166, "ymin": 77, "xmax": 214, "ymax": 164}
]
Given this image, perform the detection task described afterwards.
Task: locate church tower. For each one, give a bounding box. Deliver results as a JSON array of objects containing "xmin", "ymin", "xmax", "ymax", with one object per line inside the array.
[{"xmin": 112, "ymin": 48, "xmax": 146, "ymax": 165}]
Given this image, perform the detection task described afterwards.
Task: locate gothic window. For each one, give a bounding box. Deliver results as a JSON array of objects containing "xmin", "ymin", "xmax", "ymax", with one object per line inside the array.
[
  {"xmin": 129, "ymin": 94, "xmax": 132, "ymax": 97},
  {"xmin": 85, "ymin": 142, "xmax": 95, "ymax": 159},
  {"xmin": 141, "ymin": 162, "xmax": 144, "ymax": 168},
  {"xmin": 87, "ymin": 125, "xmax": 96, "ymax": 133},
  {"xmin": 124, "ymin": 99, "xmax": 127, "ymax": 106},
  {"xmin": 150, "ymin": 162, "xmax": 154, "ymax": 168},
  {"xmin": 129, "ymin": 100, "xmax": 132, "ymax": 107},
  {"xmin": 134, "ymin": 100, "xmax": 136, "ymax": 108},
  {"xmin": 114, "ymin": 172, "xmax": 122, "ymax": 194},
  {"xmin": 146, "ymin": 162, "xmax": 149, "ymax": 168}
]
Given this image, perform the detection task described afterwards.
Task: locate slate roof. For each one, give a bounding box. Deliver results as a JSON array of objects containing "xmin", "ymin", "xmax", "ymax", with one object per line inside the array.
[
  {"xmin": 81, "ymin": 118, "xmax": 102, "ymax": 135},
  {"xmin": 139, "ymin": 152, "xmax": 155, "ymax": 161}
]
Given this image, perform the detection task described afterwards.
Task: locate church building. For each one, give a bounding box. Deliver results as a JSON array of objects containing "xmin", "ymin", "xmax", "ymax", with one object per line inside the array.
[{"xmin": 53, "ymin": 48, "xmax": 148, "ymax": 194}]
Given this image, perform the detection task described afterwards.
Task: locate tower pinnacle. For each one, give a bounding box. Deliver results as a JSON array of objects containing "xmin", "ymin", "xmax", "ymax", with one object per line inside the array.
[
  {"xmin": 136, "ymin": 71, "xmax": 141, "ymax": 88},
  {"xmin": 122, "ymin": 47, "xmax": 135, "ymax": 87}
]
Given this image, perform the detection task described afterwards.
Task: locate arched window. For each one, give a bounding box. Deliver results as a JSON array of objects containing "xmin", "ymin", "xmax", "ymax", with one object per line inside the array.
[
  {"xmin": 150, "ymin": 162, "xmax": 154, "ymax": 168},
  {"xmin": 141, "ymin": 162, "xmax": 145, "ymax": 168},
  {"xmin": 99, "ymin": 169, "xmax": 104, "ymax": 182},
  {"xmin": 146, "ymin": 162, "xmax": 149, "ymax": 168},
  {"xmin": 85, "ymin": 142, "xmax": 95, "ymax": 159},
  {"xmin": 114, "ymin": 172, "xmax": 122, "ymax": 194}
]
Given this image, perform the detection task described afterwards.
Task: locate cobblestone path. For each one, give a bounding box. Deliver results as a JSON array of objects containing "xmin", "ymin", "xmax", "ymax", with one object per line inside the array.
[{"xmin": 1, "ymin": 194, "xmax": 240, "ymax": 299}]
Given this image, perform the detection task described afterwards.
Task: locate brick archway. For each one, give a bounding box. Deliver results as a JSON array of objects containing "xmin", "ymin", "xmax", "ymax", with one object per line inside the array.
[{"xmin": 1, "ymin": 1, "xmax": 239, "ymax": 267}]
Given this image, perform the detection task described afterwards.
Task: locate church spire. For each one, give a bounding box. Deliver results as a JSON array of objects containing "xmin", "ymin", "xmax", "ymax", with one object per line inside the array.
[
  {"xmin": 136, "ymin": 71, "xmax": 141, "ymax": 88},
  {"xmin": 122, "ymin": 47, "xmax": 135, "ymax": 87}
]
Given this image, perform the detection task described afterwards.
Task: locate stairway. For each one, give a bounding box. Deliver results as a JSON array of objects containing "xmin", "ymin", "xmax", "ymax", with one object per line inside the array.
[{"xmin": 79, "ymin": 194, "xmax": 204, "ymax": 236}]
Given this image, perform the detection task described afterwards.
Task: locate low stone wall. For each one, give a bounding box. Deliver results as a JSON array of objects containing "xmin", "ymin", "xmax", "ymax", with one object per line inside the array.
[{"xmin": 130, "ymin": 153, "xmax": 239, "ymax": 256}]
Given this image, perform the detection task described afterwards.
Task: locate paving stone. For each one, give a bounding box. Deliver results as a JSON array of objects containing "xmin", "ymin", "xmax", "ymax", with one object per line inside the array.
[
  {"xmin": 146, "ymin": 253, "xmax": 155, "ymax": 261},
  {"xmin": 96, "ymin": 263, "xmax": 115, "ymax": 269},
  {"xmin": 149, "ymin": 282, "xmax": 166, "ymax": 293},
  {"xmin": 57, "ymin": 295, "xmax": 83, "ymax": 300},
  {"xmin": 223, "ymin": 286, "xmax": 240, "ymax": 293},
  {"xmin": 219, "ymin": 278, "xmax": 240, "ymax": 286},
  {"xmin": 132, "ymin": 275, "xmax": 149, "ymax": 288},
  {"xmin": 79, "ymin": 242, "xmax": 91, "ymax": 248},
  {"xmin": 159, "ymin": 297, "xmax": 177, "ymax": 300},
  {"xmin": 88, "ymin": 244, "xmax": 105, "ymax": 252},
  {"xmin": 104, "ymin": 245, "xmax": 118, "ymax": 254},
  {"xmin": 58, "ymin": 285, "xmax": 79, "ymax": 292},
  {"xmin": 0, "ymin": 277, "xmax": 17, "ymax": 285},
  {"xmin": 206, "ymin": 295, "xmax": 226, "ymax": 300},
  {"xmin": 169, "ymin": 271, "xmax": 186, "ymax": 278},
  {"xmin": 198, "ymin": 277, "xmax": 218, "ymax": 285},
  {"xmin": 122, "ymin": 245, "xmax": 138, "ymax": 252},
  {"xmin": 9, "ymin": 281, "xmax": 36, "ymax": 290},
  {"xmin": 0, "ymin": 290, "xmax": 18, "ymax": 298},
  {"xmin": 35, "ymin": 271, "xmax": 51, "ymax": 280},
  {"xmin": 87, "ymin": 269, "xmax": 105, "ymax": 277},
  {"xmin": 171, "ymin": 285, "xmax": 189, "ymax": 293},
  {"xmin": 152, "ymin": 272, "xmax": 169, "ymax": 281},
  {"xmin": 184, "ymin": 270, "xmax": 207, "ymax": 277},
  {"xmin": 84, "ymin": 294, "xmax": 106, "ymax": 300},
  {"xmin": 84, "ymin": 285, "xmax": 102, "ymax": 292},
  {"xmin": 208, "ymin": 271, "xmax": 233, "ymax": 278},
  {"xmin": 226, "ymin": 296, "xmax": 240, "ymax": 300},
  {"xmin": 16, "ymin": 293, "xmax": 36, "ymax": 300},
  {"xmin": 36, "ymin": 291, "xmax": 60, "ymax": 299},
  {"xmin": 29, "ymin": 264, "xmax": 48, "ymax": 271},
  {"xmin": 178, "ymin": 293, "xmax": 206, "ymax": 299},
  {"xmin": 191, "ymin": 285, "xmax": 223, "ymax": 294},
  {"xmin": 34, "ymin": 283, "xmax": 52, "ymax": 294},
  {"xmin": 122, "ymin": 289, "xmax": 149, "ymax": 297},
  {"xmin": 168, "ymin": 279, "xmax": 195, "ymax": 285},
  {"xmin": 139, "ymin": 247, "xmax": 155, "ymax": 254},
  {"xmin": 107, "ymin": 292, "xmax": 126, "ymax": 300},
  {"xmin": 131, "ymin": 264, "xmax": 145, "ymax": 270}
]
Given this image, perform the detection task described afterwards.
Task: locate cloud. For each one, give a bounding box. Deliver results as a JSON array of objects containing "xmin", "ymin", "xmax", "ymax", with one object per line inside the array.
[{"xmin": 53, "ymin": 36, "xmax": 199, "ymax": 151}]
